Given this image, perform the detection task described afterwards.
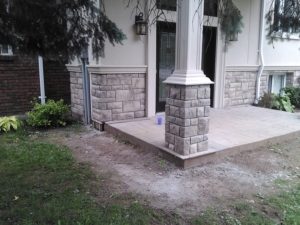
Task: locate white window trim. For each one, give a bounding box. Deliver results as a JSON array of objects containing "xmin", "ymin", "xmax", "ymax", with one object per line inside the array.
[
  {"xmin": 0, "ymin": 45, "xmax": 13, "ymax": 56},
  {"xmin": 270, "ymin": 74, "xmax": 287, "ymax": 94}
]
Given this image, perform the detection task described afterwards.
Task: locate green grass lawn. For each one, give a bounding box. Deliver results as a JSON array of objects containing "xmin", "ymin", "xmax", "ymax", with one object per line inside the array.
[{"xmin": 0, "ymin": 129, "xmax": 299, "ymax": 225}]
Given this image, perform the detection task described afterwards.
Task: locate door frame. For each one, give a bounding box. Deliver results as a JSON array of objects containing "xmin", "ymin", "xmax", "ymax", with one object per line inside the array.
[
  {"xmin": 156, "ymin": 21, "xmax": 176, "ymax": 113},
  {"xmin": 147, "ymin": 10, "xmax": 225, "ymax": 117}
]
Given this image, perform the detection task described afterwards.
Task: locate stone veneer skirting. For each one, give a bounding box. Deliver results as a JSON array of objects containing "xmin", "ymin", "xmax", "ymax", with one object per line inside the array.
[
  {"xmin": 224, "ymin": 71, "xmax": 268, "ymax": 107},
  {"xmin": 224, "ymin": 70, "xmax": 300, "ymax": 107},
  {"xmin": 165, "ymin": 84, "xmax": 210, "ymax": 156},
  {"xmin": 69, "ymin": 69, "xmax": 146, "ymax": 123},
  {"xmin": 70, "ymin": 70, "xmax": 84, "ymax": 120},
  {"xmin": 91, "ymin": 73, "xmax": 146, "ymax": 122}
]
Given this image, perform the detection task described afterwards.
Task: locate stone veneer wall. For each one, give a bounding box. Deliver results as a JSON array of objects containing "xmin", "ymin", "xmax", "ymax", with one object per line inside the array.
[
  {"xmin": 70, "ymin": 70, "xmax": 84, "ymax": 120},
  {"xmin": 291, "ymin": 71, "xmax": 300, "ymax": 87},
  {"xmin": 224, "ymin": 71, "xmax": 268, "ymax": 107},
  {"xmin": 91, "ymin": 73, "xmax": 146, "ymax": 122}
]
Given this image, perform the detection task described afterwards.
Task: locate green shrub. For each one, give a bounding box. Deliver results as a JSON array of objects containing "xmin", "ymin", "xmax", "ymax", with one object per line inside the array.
[
  {"xmin": 257, "ymin": 92, "xmax": 277, "ymax": 109},
  {"xmin": 0, "ymin": 116, "xmax": 22, "ymax": 133},
  {"xmin": 282, "ymin": 86, "xmax": 300, "ymax": 108},
  {"xmin": 274, "ymin": 94, "xmax": 295, "ymax": 113},
  {"xmin": 27, "ymin": 99, "xmax": 70, "ymax": 128},
  {"xmin": 258, "ymin": 92, "xmax": 295, "ymax": 113}
]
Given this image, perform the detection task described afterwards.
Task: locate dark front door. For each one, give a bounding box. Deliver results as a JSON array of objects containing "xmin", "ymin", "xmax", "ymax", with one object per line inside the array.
[
  {"xmin": 202, "ymin": 26, "xmax": 217, "ymax": 107},
  {"xmin": 156, "ymin": 21, "xmax": 176, "ymax": 112}
]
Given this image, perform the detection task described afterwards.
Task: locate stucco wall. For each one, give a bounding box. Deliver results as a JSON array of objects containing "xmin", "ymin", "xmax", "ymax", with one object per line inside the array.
[
  {"xmin": 225, "ymin": 0, "xmax": 260, "ymax": 66},
  {"xmin": 88, "ymin": 0, "xmax": 147, "ymax": 67},
  {"xmin": 226, "ymin": 0, "xmax": 300, "ymax": 67}
]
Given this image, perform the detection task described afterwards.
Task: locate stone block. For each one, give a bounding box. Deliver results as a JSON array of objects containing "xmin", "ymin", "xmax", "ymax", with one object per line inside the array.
[
  {"xmin": 181, "ymin": 87, "xmax": 198, "ymax": 100},
  {"xmin": 116, "ymin": 90, "xmax": 134, "ymax": 101},
  {"xmin": 175, "ymin": 118, "xmax": 191, "ymax": 126},
  {"xmin": 134, "ymin": 111, "xmax": 145, "ymax": 118},
  {"xmin": 197, "ymin": 141, "xmax": 208, "ymax": 152},
  {"xmin": 174, "ymin": 136, "xmax": 190, "ymax": 155},
  {"xmin": 169, "ymin": 106, "xmax": 180, "ymax": 117},
  {"xmin": 191, "ymin": 135, "xmax": 204, "ymax": 144},
  {"xmin": 173, "ymin": 99, "xmax": 191, "ymax": 107},
  {"xmin": 97, "ymin": 98, "xmax": 116, "ymax": 103},
  {"xmin": 112, "ymin": 112, "xmax": 134, "ymax": 121},
  {"xmin": 134, "ymin": 89, "xmax": 145, "ymax": 94},
  {"xmin": 198, "ymin": 86, "xmax": 210, "ymax": 99},
  {"xmin": 96, "ymin": 103, "xmax": 107, "ymax": 110},
  {"xmin": 197, "ymin": 107, "xmax": 204, "ymax": 117},
  {"xmin": 179, "ymin": 107, "xmax": 197, "ymax": 119},
  {"xmin": 123, "ymin": 101, "xmax": 141, "ymax": 112},
  {"xmin": 170, "ymin": 87, "xmax": 181, "ymax": 99},
  {"xmin": 134, "ymin": 93, "xmax": 145, "ymax": 101},
  {"xmin": 198, "ymin": 118, "xmax": 209, "ymax": 134},
  {"xmin": 111, "ymin": 85, "xmax": 123, "ymax": 90},
  {"xmin": 199, "ymin": 99, "xmax": 211, "ymax": 106},
  {"xmin": 165, "ymin": 105, "xmax": 170, "ymax": 115},
  {"xmin": 168, "ymin": 116, "xmax": 177, "ymax": 124},
  {"xmin": 95, "ymin": 91, "xmax": 106, "ymax": 98},
  {"xmin": 132, "ymin": 78, "xmax": 145, "ymax": 88},
  {"xmin": 170, "ymin": 123, "xmax": 180, "ymax": 135},
  {"xmin": 165, "ymin": 122, "xmax": 170, "ymax": 132},
  {"xmin": 107, "ymin": 91, "xmax": 116, "ymax": 98},
  {"xmin": 96, "ymin": 85, "xmax": 111, "ymax": 91},
  {"xmin": 179, "ymin": 126, "xmax": 198, "ymax": 138},
  {"xmin": 165, "ymin": 133, "xmax": 175, "ymax": 144},
  {"xmin": 204, "ymin": 106, "xmax": 210, "ymax": 117},
  {"xmin": 107, "ymin": 102, "xmax": 122, "ymax": 109},
  {"xmin": 95, "ymin": 110, "xmax": 112, "ymax": 122},
  {"xmin": 190, "ymin": 118, "xmax": 198, "ymax": 126},
  {"xmin": 190, "ymin": 144, "xmax": 198, "ymax": 154},
  {"xmin": 112, "ymin": 108, "xmax": 123, "ymax": 114},
  {"xmin": 168, "ymin": 144, "xmax": 175, "ymax": 151}
]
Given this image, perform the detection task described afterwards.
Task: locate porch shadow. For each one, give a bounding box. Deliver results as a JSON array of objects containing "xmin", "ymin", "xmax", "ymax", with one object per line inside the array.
[{"xmin": 105, "ymin": 106, "xmax": 300, "ymax": 168}]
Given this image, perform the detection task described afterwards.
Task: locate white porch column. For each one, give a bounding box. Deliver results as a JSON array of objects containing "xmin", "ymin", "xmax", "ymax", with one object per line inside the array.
[
  {"xmin": 164, "ymin": 0, "xmax": 213, "ymax": 156},
  {"xmin": 164, "ymin": 0, "xmax": 213, "ymax": 85}
]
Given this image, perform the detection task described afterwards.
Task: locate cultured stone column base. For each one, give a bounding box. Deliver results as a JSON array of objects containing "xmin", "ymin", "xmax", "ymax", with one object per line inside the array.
[{"xmin": 165, "ymin": 84, "xmax": 210, "ymax": 156}]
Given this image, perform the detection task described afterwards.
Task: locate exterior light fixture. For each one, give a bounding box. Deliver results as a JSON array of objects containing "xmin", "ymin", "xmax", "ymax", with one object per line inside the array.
[
  {"xmin": 228, "ymin": 32, "xmax": 238, "ymax": 42},
  {"xmin": 135, "ymin": 13, "xmax": 147, "ymax": 35}
]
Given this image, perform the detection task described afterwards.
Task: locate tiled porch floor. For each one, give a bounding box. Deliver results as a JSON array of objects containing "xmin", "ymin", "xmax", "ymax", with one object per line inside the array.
[{"xmin": 105, "ymin": 106, "xmax": 300, "ymax": 167}]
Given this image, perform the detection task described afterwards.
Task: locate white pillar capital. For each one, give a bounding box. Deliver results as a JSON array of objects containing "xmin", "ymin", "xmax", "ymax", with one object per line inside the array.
[{"xmin": 164, "ymin": 0, "xmax": 213, "ymax": 86}]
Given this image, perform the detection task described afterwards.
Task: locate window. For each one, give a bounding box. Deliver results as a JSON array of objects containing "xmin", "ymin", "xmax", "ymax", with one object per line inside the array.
[
  {"xmin": 268, "ymin": 74, "xmax": 286, "ymax": 94},
  {"xmin": 0, "ymin": 44, "xmax": 13, "ymax": 56},
  {"xmin": 273, "ymin": 0, "xmax": 300, "ymax": 33},
  {"xmin": 204, "ymin": 0, "xmax": 218, "ymax": 17},
  {"xmin": 156, "ymin": 0, "xmax": 218, "ymax": 15},
  {"xmin": 157, "ymin": 0, "xmax": 177, "ymax": 11}
]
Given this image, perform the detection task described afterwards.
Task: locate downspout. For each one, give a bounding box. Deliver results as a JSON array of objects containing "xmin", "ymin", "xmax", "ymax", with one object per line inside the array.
[
  {"xmin": 81, "ymin": 48, "xmax": 91, "ymax": 125},
  {"xmin": 255, "ymin": 0, "xmax": 265, "ymax": 104},
  {"xmin": 38, "ymin": 55, "xmax": 46, "ymax": 104}
]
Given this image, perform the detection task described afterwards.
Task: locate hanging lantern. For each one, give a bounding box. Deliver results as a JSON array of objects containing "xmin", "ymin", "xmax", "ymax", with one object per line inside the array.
[
  {"xmin": 228, "ymin": 32, "xmax": 238, "ymax": 42},
  {"xmin": 135, "ymin": 13, "xmax": 148, "ymax": 35}
]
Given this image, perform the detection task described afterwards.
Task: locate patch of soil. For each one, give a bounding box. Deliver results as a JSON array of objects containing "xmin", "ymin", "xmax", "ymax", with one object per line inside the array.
[{"xmin": 41, "ymin": 126, "xmax": 300, "ymax": 216}]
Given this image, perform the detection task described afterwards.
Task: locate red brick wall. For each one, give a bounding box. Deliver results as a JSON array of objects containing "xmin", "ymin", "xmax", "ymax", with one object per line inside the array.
[
  {"xmin": 44, "ymin": 61, "xmax": 71, "ymax": 104},
  {"xmin": 0, "ymin": 55, "xmax": 70, "ymax": 116}
]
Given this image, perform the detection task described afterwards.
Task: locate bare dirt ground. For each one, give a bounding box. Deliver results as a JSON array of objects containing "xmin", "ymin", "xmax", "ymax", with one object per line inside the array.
[{"xmin": 39, "ymin": 125, "xmax": 300, "ymax": 216}]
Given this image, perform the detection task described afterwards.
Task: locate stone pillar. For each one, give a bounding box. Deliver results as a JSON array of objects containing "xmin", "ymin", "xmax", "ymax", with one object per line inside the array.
[{"xmin": 164, "ymin": 0, "xmax": 213, "ymax": 155}]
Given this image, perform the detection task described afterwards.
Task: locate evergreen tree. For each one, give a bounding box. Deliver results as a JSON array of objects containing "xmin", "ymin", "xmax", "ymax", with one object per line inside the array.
[{"xmin": 0, "ymin": 0, "xmax": 126, "ymax": 61}]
